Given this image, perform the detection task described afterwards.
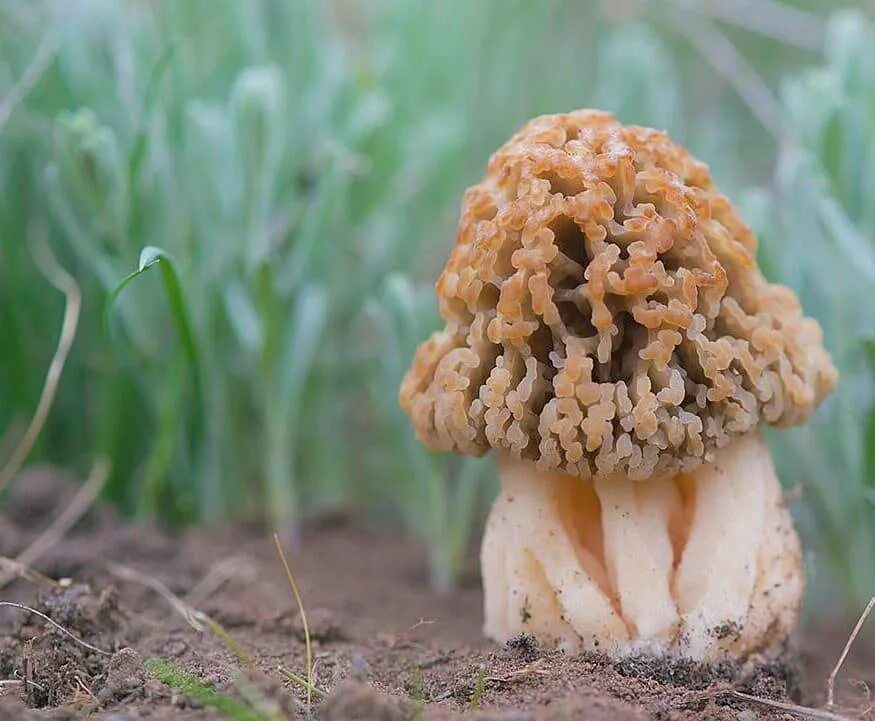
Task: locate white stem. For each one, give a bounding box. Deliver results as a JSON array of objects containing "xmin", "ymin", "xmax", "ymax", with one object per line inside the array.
[
  {"xmin": 594, "ymin": 475, "xmax": 680, "ymax": 644},
  {"xmin": 674, "ymin": 433, "xmax": 798, "ymax": 658},
  {"xmin": 483, "ymin": 460, "xmax": 628, "ymax": 652},
  {"xmin": 480, "ymin": 433, "xmax": 803, "ymax": 660}
]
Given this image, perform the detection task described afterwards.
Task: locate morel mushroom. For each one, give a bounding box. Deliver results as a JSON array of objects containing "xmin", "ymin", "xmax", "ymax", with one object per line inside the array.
[{"xmin": 399, "ymin": 110, "xmax": 837, "ymax": 660}]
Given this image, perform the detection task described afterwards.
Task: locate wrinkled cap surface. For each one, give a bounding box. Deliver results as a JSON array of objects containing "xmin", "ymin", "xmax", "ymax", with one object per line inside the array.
[{"xmin": 400, "ymin": 110, "xmax": 837, "ymax": 480}]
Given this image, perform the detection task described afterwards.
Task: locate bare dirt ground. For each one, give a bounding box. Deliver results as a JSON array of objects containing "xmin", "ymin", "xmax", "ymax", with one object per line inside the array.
[{"xmin": 0, "ymin": 467, "xmax": 872, "ymax": 720}]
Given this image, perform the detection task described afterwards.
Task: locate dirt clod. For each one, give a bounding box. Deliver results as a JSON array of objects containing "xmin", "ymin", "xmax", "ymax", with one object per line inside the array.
[
  {"xmin": 289, "ymin": 607, "xmax": 346, "ymax": 643},
  {"xmin": 96, "ymin": 648, "xmax": 145, "ymax": 705},
  {"xmin": 320, "ymin": 681, "xmax": 414, "ymax": 721},
  {"xmin": 610, "ymin": 653, "xmax": 735, "ymax": 690},
  {"xmin": 504, "ymin": 635, "xmax": 540, "ymax": 662},
  {"xmin": 737, "ymin": 653, "xmax": 802, "ymax": 701}
]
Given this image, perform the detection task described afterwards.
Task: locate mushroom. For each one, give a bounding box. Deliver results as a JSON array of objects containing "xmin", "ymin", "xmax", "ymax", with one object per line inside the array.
[{"xmin": 399, "ymin": 110, "xmax": 837, "ymax": 660}]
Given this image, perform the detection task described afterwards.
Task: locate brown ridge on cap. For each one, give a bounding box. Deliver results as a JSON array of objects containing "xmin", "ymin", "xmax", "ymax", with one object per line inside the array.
[{"xmin": 399, "ymin": 109, "xmax": 837, "ymax": 481}]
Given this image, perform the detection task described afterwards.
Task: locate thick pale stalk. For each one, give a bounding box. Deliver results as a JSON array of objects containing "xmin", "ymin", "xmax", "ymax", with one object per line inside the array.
[
  {"xmin": 482, "ymin": 461, "xmax": 627, "ymax": 652},
  {"xmin": 480, "ymin": 433, "xmax": 803, "ymax": 659}
]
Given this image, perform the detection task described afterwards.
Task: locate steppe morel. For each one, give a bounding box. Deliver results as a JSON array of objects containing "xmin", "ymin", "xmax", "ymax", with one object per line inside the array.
[{"xmin": 400, "ymin": 110, "xmax": 837, "ymax": 660}]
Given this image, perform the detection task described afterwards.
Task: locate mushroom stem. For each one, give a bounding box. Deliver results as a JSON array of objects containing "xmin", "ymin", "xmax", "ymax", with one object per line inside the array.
[{"xmin": 481, "ymin": 432, "xmax": 803, "ymax": 659}]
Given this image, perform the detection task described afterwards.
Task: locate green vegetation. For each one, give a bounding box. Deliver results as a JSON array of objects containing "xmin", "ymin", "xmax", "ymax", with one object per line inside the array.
[
  {"xmin": 0, "ymin": 1, "xmax": 872, "ymax": 610},
  {"xmin": 469, "ymin": 667, "xmax": 487, "ymax": 710},
  {"xmin": 761, "ymin": 12, "xmax": 875, "ymax": 609},
  {"xmin": 146, "ymin": 658, "xmax": 277, "ymax": 721}
]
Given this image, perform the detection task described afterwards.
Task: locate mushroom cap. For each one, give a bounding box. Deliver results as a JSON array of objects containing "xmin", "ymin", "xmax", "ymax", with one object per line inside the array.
[{"xmin": 400, "ymin": 110, "xmax": 837, "ymax": 480}]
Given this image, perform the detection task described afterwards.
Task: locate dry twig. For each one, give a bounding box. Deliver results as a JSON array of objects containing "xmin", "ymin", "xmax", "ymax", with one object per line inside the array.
[
  {"xmin": 1, "ymin": 675, "xmax": 45, "ymax": 694},
  {"xmin": 405, "ymin": 618, "xmax": 437, "ymax": 634},
  {"xmin": 828, "ymin": 595, "xmax": 875, "ymax": 708}
]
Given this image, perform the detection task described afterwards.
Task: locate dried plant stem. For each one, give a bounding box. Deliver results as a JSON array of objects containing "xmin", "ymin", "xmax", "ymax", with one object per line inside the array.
[
  {"xmin": 1, "ymin": 675, "xmax": 45, "ymax": 693},
  {"xmin": 728, "ymin": 594, "xmax": 875, "ymax": 720},
  {"xmin": 0, "ymin": 232, "xmax": 81, "ymax": 492},
  {"xmin": 827, "ymin": 595, "xmax": 875, "ymax": 708},
  {"xmin": 273, "ymin": 534, "xmax": 313, "ymax": 710},
  {"xmin": 278, "ymin": 668, "xmax": 327, "ymax": 700},
  {"xmin": 107, "ymin": 560, "xmax": 253, "ymax": 666},
  {"xmin": 727, "ymin": 691, "xmax": 853, "ymax": 721},
  {"xmin": 0, "ymin": 601, "xmax": 111, "ymax": 656},
  {"xmin": 0, "ymin": 558, "xmax": 59, "ymax": 588},
  {"xmin": 106, "ymin": 561, "xmax": 206, "ymax": 632},
  {"xmin": 486, "ymin": 658, "xmax": 550, "ymax": 684},
  {"xmin": 0, "ymin": 458, "xmax": 110, "ymax": 589}
]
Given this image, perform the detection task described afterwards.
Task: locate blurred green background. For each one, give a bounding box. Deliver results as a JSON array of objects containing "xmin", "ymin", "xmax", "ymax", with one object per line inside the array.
[{"xmin": 0, "ymin": 0, "xmax": 873, "ymax": 613}]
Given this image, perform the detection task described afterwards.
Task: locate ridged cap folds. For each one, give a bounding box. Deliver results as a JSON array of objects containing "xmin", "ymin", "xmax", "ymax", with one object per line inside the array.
[{"xmin": 400, "ymin": 110, "xmax": 836, "ymax": 480}]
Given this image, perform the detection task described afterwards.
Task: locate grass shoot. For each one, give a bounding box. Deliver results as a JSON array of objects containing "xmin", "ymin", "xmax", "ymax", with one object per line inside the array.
[{"xmin": 273, "ymin": 533, "xmax": 315, "ymax": 711}]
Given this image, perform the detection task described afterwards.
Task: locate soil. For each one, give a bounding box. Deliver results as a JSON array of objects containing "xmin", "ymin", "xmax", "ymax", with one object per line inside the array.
[{"xmin": 0, "ymin": 466, "xmax": 872, "ymax": 720}]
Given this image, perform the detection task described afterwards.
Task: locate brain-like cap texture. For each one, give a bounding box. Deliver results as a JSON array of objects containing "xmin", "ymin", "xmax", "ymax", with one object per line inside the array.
[{"xmin": 400, "ymin": 110, "xmax": 837, "ymax": 480}]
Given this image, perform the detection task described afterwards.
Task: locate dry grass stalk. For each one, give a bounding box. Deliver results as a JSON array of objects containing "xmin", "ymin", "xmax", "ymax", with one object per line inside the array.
[
  {"xmin": 727, "ymin": 593, "xmax": 875, "ymax": 721},
  {"xmin": 727, "ymin": 690, "xmax": 854, "ymax": 721},
  {"xmin": 108, "ymin": 560, "xmax": 254, "ymax": 667},
  {"xmin": 828, "ymin": 596, "xmax": 875, "ymax": 708},
  {"xmin": 273, "ymin": 534, "xmax": 314, "ymax": 711},
  {"xmin": 0, "ymin": 558, "xmax": 60, "ymax": 589},
  {"xmin": 0, "ymin": 231, "xmax": 81, "ymax": 492},
  {"xmin": 105, "ymin": 561, "xmax": 206, "ymax": 632},
  {"xmin": 486, "ymin": 658, "xmax": 550, "ymax": 684}
]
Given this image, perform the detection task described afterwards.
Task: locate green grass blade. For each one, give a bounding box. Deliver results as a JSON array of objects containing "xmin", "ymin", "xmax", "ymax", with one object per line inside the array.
[
  {"xmin": 106, "ymin": 246, "xmax": 204, "ymax": 407},
  {"xmin": 146, "ymin": 658, "xmax": 267, "ymax": 721},
  {"xmin": 105, "ymin": 246, "xmax": 220, "ymax": 519},
  {"xmin": 263, "ymin": 283, "xmax": 328, "ymax": 527}
]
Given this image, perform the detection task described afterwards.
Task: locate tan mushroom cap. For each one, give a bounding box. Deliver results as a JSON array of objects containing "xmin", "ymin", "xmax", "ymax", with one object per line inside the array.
[{"xmin": 400, "ymin": 109, "xmax": 837, "ymax": 481}]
